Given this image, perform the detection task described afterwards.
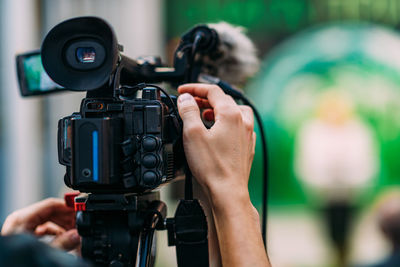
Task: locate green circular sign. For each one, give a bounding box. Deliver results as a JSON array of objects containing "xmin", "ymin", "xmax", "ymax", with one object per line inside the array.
[{"xmin": 248, "ymin": 23, "xmax": 400, "ymax": 208}]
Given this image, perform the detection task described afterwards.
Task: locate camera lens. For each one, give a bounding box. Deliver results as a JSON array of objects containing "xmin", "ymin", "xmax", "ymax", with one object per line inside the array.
[
  {"xmin": 76, "ymin": 47, "xmax": 96, "ymax": 63},
  {"xmin": 64, "ymin": 40, "xmax": 106, "ymax": 71}
]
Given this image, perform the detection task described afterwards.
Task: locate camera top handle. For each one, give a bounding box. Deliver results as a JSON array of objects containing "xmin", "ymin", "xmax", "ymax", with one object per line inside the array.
[
  {"xmin": 41, "ymin": 16, "xmax": 219, "ymax": 95},
  {"xmin": 111, "ymin": 24, "xmax": 219, "ymax": 96}
]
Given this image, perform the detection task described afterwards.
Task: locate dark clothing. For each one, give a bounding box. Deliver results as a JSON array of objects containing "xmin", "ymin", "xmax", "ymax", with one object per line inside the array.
[
  {"xmin": 0, "ymin": 234, "xmax": 89, "ymax": 267},
  {"xmin": 322, "ymin": 202, "xmax": 355, "ymax": 249},
  {"xmin": 356, "ymin": 252, "xmax": 400, "ymax": 267}
]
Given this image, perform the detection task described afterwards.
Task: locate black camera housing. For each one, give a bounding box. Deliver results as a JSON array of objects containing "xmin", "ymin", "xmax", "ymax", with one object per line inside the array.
[
  {"xmin": 58, "ymin": 87, "xmax": 184, "ymax": 193},
  {"xmin": 40, "ymin": 16, "xmax": 218, "ymax": 195},
  {"xmin": 17, "ymin": 16, "xmax": 241, "ymax": 265},
  {"xmin": 42, "ymin": 17, "xmax": 188, "ymax": 194}
]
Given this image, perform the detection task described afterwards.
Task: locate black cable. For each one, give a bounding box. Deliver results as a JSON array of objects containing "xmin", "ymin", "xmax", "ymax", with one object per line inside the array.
[
  {"xmin": 240, "ymin": 98, "xmax": 268, "ymax": 246},
  {"xmin": 214, "ymin": 79, "xmax": 269, "ymax": 247},
  {"xmin": 144, "ymin": 84, "xmax": 179, "ymax": 116},
  {"xmin": 119, "ymin": 83, "xmax": 179, "ymax": 118}
]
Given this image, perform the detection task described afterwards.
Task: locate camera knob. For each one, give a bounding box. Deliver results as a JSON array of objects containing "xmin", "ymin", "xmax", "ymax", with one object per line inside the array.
[
  {"xmin": 142, "ymin": 136, "xmax": 157, "ymax": 151},
  {"xmin": 143, "ymin": 171, "xmax": 158, "ymax": 186},
  {"xmin": 142, "ymin": 154, "xmax": 158, "ymax": 168}
]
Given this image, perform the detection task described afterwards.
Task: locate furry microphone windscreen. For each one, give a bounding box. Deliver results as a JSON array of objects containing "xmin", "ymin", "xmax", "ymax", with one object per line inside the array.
[{"xmin": 199, "ymin": 22, "xmax": 260, "ymax": 87}]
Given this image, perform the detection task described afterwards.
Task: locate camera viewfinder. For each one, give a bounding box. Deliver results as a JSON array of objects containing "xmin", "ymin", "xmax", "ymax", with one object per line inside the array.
[{"xmin": 76, "ymin": 47, "xmax": 96, "ymax": 63}]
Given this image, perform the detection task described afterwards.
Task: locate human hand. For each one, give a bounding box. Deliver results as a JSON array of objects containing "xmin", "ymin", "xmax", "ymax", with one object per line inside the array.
[
  {"xmin": 1, "ymin": 198, "xmax": 80, "ymax": 251},
  {"xmin": 177, "ymin": 84, "xmax": 256, "ymax": 204},
  {"xmin": 178, "ymin": 84, "xmax": 268, "ymax": 267}
]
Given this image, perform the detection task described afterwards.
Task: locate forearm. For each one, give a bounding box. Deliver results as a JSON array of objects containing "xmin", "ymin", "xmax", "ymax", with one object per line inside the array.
[
  {"xmin": 209, "ymin": 186, "xmax": 270, "ymax": 267},
  {"xmin": 176, "ymin": 84, "xmax": 268, "ymax": 266}
]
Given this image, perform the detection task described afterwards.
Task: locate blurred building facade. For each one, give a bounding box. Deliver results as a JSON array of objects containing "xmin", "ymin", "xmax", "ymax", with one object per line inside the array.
[{"xmin": 0, "ymin": 0, "xmax": 165, "ymax": 221}]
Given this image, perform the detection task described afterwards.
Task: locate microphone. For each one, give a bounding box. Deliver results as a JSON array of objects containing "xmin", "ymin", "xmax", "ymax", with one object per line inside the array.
[{"xmin": 196, "ymin": 22, "xmax": 260, "ymax": 87}]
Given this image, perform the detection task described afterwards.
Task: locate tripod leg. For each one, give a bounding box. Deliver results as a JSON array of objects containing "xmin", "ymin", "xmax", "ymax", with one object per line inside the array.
[{"xmin": 137, "ymin": 230, "xmax": 156, "ymax": 267}]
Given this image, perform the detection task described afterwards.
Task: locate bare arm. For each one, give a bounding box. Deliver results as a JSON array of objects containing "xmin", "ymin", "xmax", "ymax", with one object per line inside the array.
[
  {"xmin": 177, "ymin": 84, "xmax": 270, "ymax": 267},
  {"xmin": 2, "ymin": 198, "xmax": 80, "ymax": 251}
]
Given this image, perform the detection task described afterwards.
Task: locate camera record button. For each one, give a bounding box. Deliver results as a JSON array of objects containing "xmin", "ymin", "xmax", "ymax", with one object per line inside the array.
[
  {"xmin": 142, "ymin": 136, "xmax": 157, "ymax": 151},
  {"xmin": 143, "ymin": 171, "xmax": 158, "ymax": 186},
  {"xmin": 142, "ymin": 154, "xmax": 158, "ymax": 168}
]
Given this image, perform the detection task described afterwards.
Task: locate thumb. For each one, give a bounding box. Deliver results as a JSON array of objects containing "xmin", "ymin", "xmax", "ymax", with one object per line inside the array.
[
  {"xmin": 178, "ymin": 93, "xmax": 205, "ymax": 134},
  {"xmin": 51, "ymin": 229, "xmax": 81, "ymax": 251}
]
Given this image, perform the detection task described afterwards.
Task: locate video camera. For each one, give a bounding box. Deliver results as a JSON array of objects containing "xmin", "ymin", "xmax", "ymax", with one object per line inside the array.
[
  {"xmin": 41, "ymin": 17, "xmax": 220, "ymax": 194},
  {"xmin": 16, "ymin": 16, "xmax": 222, "ymax": 266},
  {"xmin": 16, "ymin": 16, "xmax": 268, "ymax": 266}
]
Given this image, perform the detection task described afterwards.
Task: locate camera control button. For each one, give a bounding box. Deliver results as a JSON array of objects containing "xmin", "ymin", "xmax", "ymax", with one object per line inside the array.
[
  {"xmin": 143, "ymin": 171, "xmax": 158, "ymax": 186},
  {"xmin": 142, "ymin": 136, "xmax": 157, "ymax": 151},
  {"xmin": 145, "ymin": 106, "xmax": 161, "ymax": 133},
  {"xmin": 121, "ymin": 138, "xmax": 137, "ymax": 156},
  {"xmin": 142, "ymin": 154, "xmax": 158, "ymax": 168}
]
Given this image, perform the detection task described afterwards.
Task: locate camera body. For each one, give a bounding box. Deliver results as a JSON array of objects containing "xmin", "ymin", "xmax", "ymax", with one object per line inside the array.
[
  {"xmin": 15, "ymin": 16, "xmax": 231, "ymax": 266},
  {"xmin": 34, "ymin": 16, "xmax": 218, "ymax": 195},
  {"xmin": 58, "ymin": 87, "xmax": 183, "ymax": 193}
]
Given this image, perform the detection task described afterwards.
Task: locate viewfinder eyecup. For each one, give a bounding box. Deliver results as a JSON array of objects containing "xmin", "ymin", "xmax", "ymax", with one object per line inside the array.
[{"xmin": 41, "ymin": 16, "xmax": 119, "ymax": 91}]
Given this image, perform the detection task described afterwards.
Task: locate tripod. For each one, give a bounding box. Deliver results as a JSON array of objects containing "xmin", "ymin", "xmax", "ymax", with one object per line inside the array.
[
  {"xmin": 75, "ymin": 192, "xmax": 165, "ymax": 266},
  {"xmin": 74, "ymin": 190, "xmax": 209, "ymax": 267}
]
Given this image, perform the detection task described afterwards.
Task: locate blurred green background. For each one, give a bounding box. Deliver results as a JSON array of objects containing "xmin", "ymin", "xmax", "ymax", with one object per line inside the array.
[{"xmin": 166, "ymin": 1, "xmax": 400, "ymax": 266}]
